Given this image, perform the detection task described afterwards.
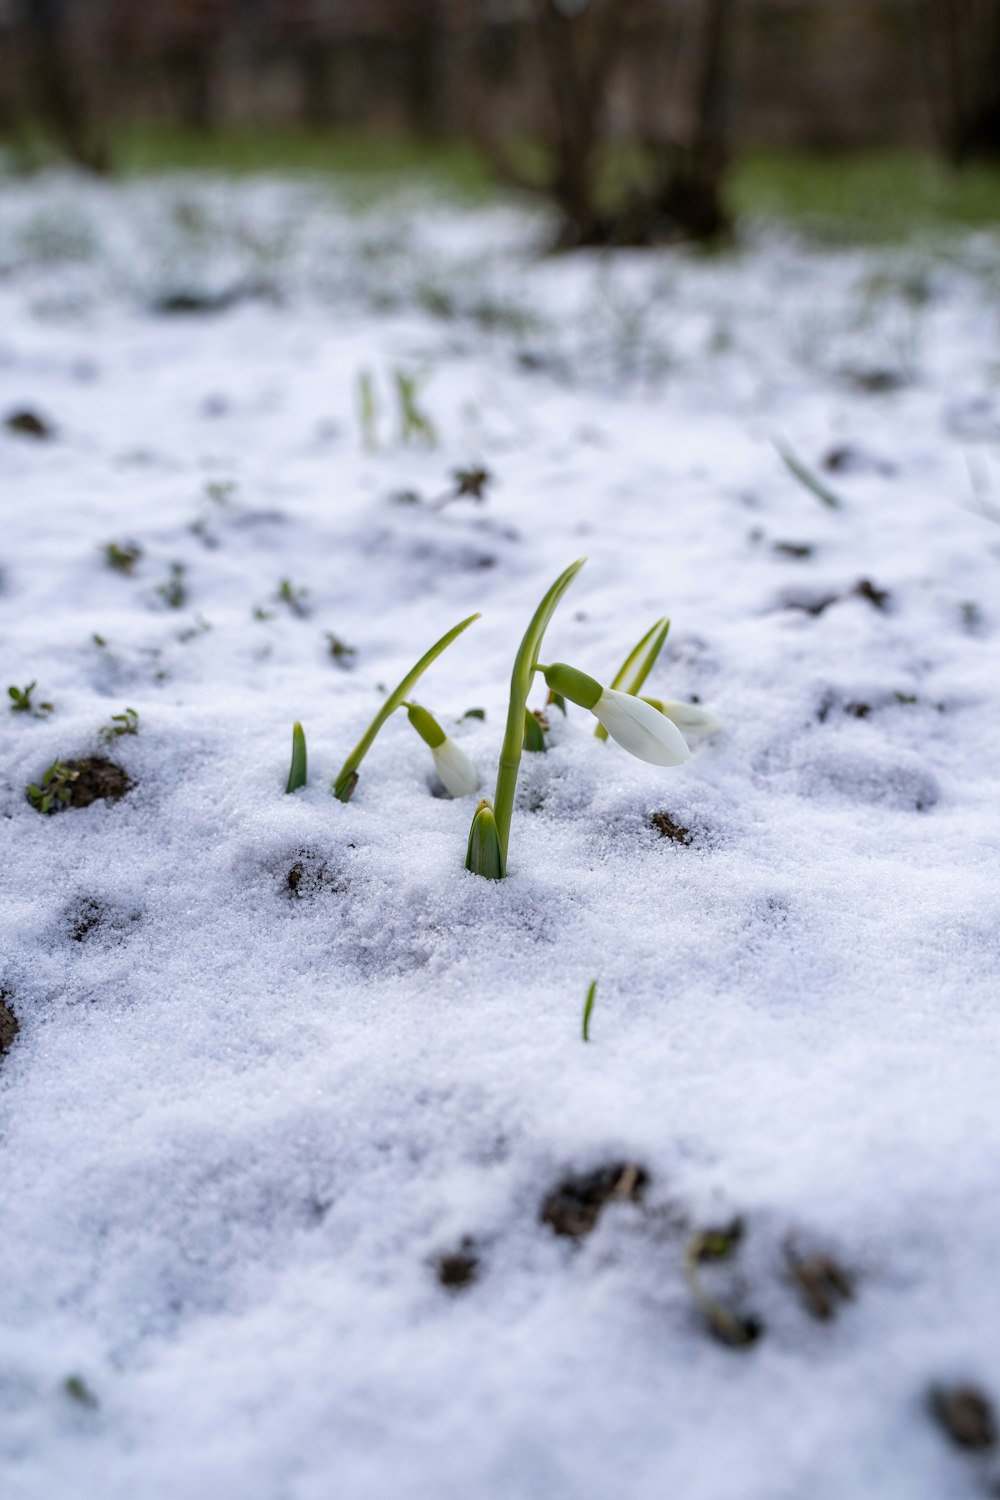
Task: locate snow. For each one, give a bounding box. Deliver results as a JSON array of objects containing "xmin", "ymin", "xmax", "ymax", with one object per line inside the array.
[{"xmin": 1, "ymin": 170, "xmax": 999, "ymax": 1500}]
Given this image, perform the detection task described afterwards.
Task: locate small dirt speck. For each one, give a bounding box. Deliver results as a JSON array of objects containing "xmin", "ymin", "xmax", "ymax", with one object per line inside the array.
[
  {"xmin": 541, "ymin": 1161, "xmax": 647, "ymax": 1239},
  {"xmin": 0, "ymin": 992, "xmax": 19, "ymax": 1056},
  {"xmin": 930, "ymin": 1385, "xmax": 997, "ymax": 1452},
  {"xmin": 649, "ymin": 812, "xmax": 691, "ymax": 845},
  {"xmin": 853, "ymin": 578, "xmax": 891, "ymax": 611},
  {"xmin": 435, "ymin": 1238, "xmax": 479, "ymax": 1291},
  {"xmin": 785, "ymin": 1247, "xmax": 855, "ymax": 1321},
  {"xmin": 6, "ymin": 409, "xmax": 53, "ymax": 439},
  {"xmin": 772, "ymin": 541, "xmax": 814, "ymax": 559}
]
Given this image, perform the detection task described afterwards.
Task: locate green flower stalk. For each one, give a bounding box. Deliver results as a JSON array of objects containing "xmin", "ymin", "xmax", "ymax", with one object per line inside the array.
[
  {"xmin": 467, "ymin": 558, "xmax": 585, "ymax": 879},
  {"xmin": 286, "ymin": 721, "xmax": 307, "ymax": 793},
  {"xmin": 332, "ymin": 613, "xmax": 480, "ymax": 802},
  {"xmin": 594, "ymin": 616, "xmax": 670, "ymax": 741}
]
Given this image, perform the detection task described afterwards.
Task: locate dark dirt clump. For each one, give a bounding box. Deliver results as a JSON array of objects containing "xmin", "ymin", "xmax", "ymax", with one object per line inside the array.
[
  {"xmin": 541, "ymin": 1162, "xmax": 647, "ymax": 1239},
  {"xmin": 6, "ymin": 409, "xmax": 53, "ymax": 440},
  {"xmin": 930, "ymin": 1385, "xmax": 997, "ymax": 1452},
  {"xmin": 785, "ymin": 1246, "xmax": 855, "ymax": 1321},
  {"xmin": 285, "ymin": 850, "xmax": 345, "ymax": 900},
  {"xmin": 434, "ymin": 1238, "xmax": 479, "ymax": 1291},
  {"xmin": 0, "ymin": 992, "xmax": 19, "ymax": 1056},
  {"xmin": 64, "ymin": 758, "xmax": 133, "ymax": 809},
  {"xmin": 853, "ymin": 578, "xmax": 891, "ymax": 611},
  {"xmin": 649, "ymin": 812, "xmax": 692, "ymax": 845}
]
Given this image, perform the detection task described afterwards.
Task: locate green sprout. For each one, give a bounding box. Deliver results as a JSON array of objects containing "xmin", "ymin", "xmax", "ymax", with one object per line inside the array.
[
  {"xmin": 775, "ymin": 438, "xmax": 844, "ymax": 510},
  {"xmin": 104, "ymin": 540, "xmax": 142, "ymax": 575},
  {"xmin": 286, "ymin": 721, "xmax": 307, "ymax": 793},
  {"xmin": 684, "ymin": 1219, "xmax": 762, "ymax": 1349},
  {"xmin": 467, "ymin": 558, "xmax": 585, "ymax": 879},
  {"xmin": 332, "ymin": 613, "xmax": 480, "ymax": 802},
  {"xmin": 99, "ymin": 707, "xmax": 139, "ymax": 743},
  {"xmin": 594, "ymin": 617, "xmax": 670, "ymax": 741},
  {"xmin": 394, "ymin": 368, "xmax": 437, "ymax": 448},
  {"xmin": 8, "ymin": 682, "xmax": 53, "ymax": 716},
  {"xmin": 357, "ymin": 367, "xmax": 378, "ymax": 452},
  {"xmin": 276, "ymin": 579, "xmax": 310, "ymax": 618},
  {"xmin": 326, "ymin": 633, "xmax": 356, "ymax": 667},
  {"xmin": 523, "ymin": 708, "xmax": 548, "ymax": 753},
  {"xmin": 27, "ymin": 759, "xmax": 79, "ymax": 814},
  {"xmin": 582, "ymin": 979, "xmax": 597, "ymax": 1042},
  {"xmin": 156, "ymin": 562, "xmax": 187, "ymax": 609}
]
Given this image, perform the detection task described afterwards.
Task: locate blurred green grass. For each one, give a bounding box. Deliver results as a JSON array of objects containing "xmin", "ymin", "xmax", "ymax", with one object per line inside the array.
[{"xmin": 14, "ymin": 124, "xmax": 1000, "ymax": 240}]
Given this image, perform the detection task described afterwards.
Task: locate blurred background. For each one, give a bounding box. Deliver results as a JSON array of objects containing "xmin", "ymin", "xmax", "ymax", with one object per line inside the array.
[{"xmin": 1, "ymin": 0, "xmax": 998, "ymax": 243}]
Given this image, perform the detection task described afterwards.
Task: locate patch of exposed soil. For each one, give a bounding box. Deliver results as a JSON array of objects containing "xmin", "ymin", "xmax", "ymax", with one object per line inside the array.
[
  {"xmin": 784, "ymin": 1245, "xmax": 855, "ymax": 1321},
  {"xmin": 649, "ymin": 812, "xmax": 691, "ymax": 845},
  {"xmin": 541, "ymin": 1162, "xmax": 647, "ymax": 1239},
  {"xmin": 67, "ymin": 758, "xmax": 133, "ymax": 809},
  {"xmin": 0, "ymin": 991, "xmax": 19, "ymax": 1055},
  {"xmin": 434, "ymin": 1237, "xmax": 479, "ymax": 1291},
  {"xmin": 930, "ymin": 1385, "xmax": 997, "ymax": 1452}
]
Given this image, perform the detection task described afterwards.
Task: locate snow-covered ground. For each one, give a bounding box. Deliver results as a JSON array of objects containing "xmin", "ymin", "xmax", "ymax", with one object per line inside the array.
[{"xmin": 2, "ymin": 171, "xmax": 999, "ymax": 1500}]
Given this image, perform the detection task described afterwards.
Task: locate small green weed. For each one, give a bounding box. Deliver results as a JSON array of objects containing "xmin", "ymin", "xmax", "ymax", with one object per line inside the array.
[
  {"xmin": 99, "ymin": 707, "xmax": 139, "ymax": 743},
  {"xmin": 8, "ymin": 682, "xmax": 53, "ymax": 716},
  {"xmin": 105, "ymin": 541, "xmax": 142, "ymax": 575},
  {"xmin": 27, "ymin": 760, "xmax": 79, "ymax": 814}
]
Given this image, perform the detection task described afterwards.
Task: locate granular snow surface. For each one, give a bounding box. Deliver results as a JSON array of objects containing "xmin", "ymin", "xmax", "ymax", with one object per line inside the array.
[{"xmin": 1, "ymin": 173, "xmax": 1000, "ymax": 1500}]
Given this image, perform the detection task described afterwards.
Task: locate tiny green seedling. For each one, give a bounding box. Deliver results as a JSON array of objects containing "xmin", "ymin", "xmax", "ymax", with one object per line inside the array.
[
  {"xmin": 276, "ymin": 579, "xmax": 310, "ymax": 618},
  {"xmin": 394, "ymin": 368, "xmax": 437, "ymax": 448},
  {"xmin": 326, "ymin": 633, "xmax": 356, "ymax": 666},
  {"xmin": 104, "ymin": 540, "xmax": 142, "ymax": 575},
  {"xmin": 62, "ymin": 1374, "xmax": 98, "ymax": 1409},
  {"xmin": 204, "ymin": 479, "xmax": 236, "ymax": 505},
  {"xmin": 775, "ymin": 438, "xmax": 844, "ymax": 510},
  {"xmin": 157, "ymin": 562, "xmax": 187, "ymax": 609},
  {"xmin": 332, "ymin": 613, "xmax": 480, "ymax": 802},
  {"xmin": 684, "ymin": 1219, "xmax": 762, "ymax": 1349},
  {"xmin": 27, "ymin": 759, "xmax": 78, "ymax": 814},
  {"xmin": 357, "ymin": 367, "xmax": 378, "ymax": 452},
  {"xmin": 431, "ymin": 465, "xmax": 492, "ymax": 509},
  {"xmin": 286, "ymin": 721, "xmax": 307, "ymax": 793},
  {"xmin": 8, "ymin": 682, "xmax": 53, "ymax": 716},
  {"xmin": 99, "ymin": 707, "xmax": 139, "ymax": 743},
  {"xmin": 582, "ymin": 980, "xmax": 597, "ymax": 1042}
]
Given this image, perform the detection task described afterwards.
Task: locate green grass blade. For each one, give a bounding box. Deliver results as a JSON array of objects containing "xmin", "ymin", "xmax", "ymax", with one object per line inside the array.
[
  {"xmin": 332, "ymin": 612, "xmax": 480, "ymax": 801},
  {"xmin": 582, "ymin": 979, "xmax": 597, "ymax": 1042},
  {"xmin": 775, "ymin": 438, "xmax": 844, "ymax": 510},
  {"xmin": 595, "ymin": 615, "xmax": 670, "ymax": 740}
]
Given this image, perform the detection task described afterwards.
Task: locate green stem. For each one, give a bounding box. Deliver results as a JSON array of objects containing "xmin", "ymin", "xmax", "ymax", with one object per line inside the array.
[
  {"xmin": 332, "ymin": 612, "xmax": 480, "ymax": 801},
  {"xmin": 594, "ymin": 615, "xmax": 670, "ymax": 741},
  {"xmin": 489, "ymin": 559, "xmax": 586, "ymax": 868}
]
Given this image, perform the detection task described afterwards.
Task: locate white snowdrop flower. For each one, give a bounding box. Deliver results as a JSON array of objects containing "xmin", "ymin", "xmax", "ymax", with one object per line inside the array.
[
  {"xmin": 430, "ymin": 736, "xmax": 481, "ymax": 797},
  {"xmin": 406, "ymin": 704, "xmax": 480, "ymax": 798},
  {"xmin": 541, "ymin": 664, "xmax": 691, "ymax": 767},
  {"xmin": 648, "ymin": 698, "xmax": 724, "ymax": 737}
]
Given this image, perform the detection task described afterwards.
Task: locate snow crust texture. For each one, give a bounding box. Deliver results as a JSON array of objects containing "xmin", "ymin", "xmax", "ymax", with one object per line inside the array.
[{"xmin": 2, "ymin": 173, "xmax": 1000, "ymax": 1500}]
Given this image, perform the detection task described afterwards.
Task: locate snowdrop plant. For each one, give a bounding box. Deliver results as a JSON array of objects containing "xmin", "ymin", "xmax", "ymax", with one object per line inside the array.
[
  {"xmin": 286, "ymin": 721, "xmax": 307, "ymax": 793},
  {"xmin": 404, "ymin": 704, "xmax": 480, "ymax": 798},
  {"xmin": 466, "ymin": 560, "xmax": 691, "ymax": 881},
  {"xmin": 598, "ymin": 617, "xmax": 723, "ymax": 742},
  {"xmin": 332, "ymin": 613, "xmax": 480, "ymax": 802}
]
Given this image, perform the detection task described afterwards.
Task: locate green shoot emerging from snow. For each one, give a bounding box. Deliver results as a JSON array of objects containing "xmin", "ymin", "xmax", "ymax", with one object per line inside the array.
[
  {"xmin": 357, "ymin": 368, "xmax": 378, "ymax": 452},
  {"xmin": 332, "ymin": 613, "xmax": 480, "ymax": 802},
  {"xmin": 394, "ymin": 369, "xmax": 437, "ymax": 448},
  {"xmin": 8, "ymin": 682, "xmax": 53, "ymax": 717},
  {"xmin": 467, "ymin": 558, "xmax": 586, "ymax": 879},
  {"xmin": 582, "ymin": 980, "xmax": 597, "ymax": 1042},
  {"xmin": 99, "ymin": 707, "xmax": 138, "ymax": 743},
  {"xmin": 27, "ymin": 760, "xmax": 78, "ymax": 814},
  {"xmin": 286, "ymin": 721, "xmax": 307, "ymax": 793},
  {"xmin": 775, "ymin": 438, "xmax": 844, "ymax": 510}
]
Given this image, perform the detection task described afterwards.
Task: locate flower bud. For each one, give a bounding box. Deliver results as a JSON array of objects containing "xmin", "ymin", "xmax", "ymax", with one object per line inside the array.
[
  {"xmin": 465, "ymin": 798, "xmax": 504, "ymax": 879},
  {"xmin": 592, "ymin": 687, "xmax": 691, "ymax": 766}
]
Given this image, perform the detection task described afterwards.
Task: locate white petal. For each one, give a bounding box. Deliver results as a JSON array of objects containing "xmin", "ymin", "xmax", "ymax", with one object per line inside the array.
[
  {"xmin": 659, "ymin": 700, "xmax": 724, "ymax": 737},
  {"xmin": 431, "ymin": 737, "xmax": 481, "ymax": 797},
  {"xmin": 593, "ymin": 689, "xmax": 691, "ymax": 766}
]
